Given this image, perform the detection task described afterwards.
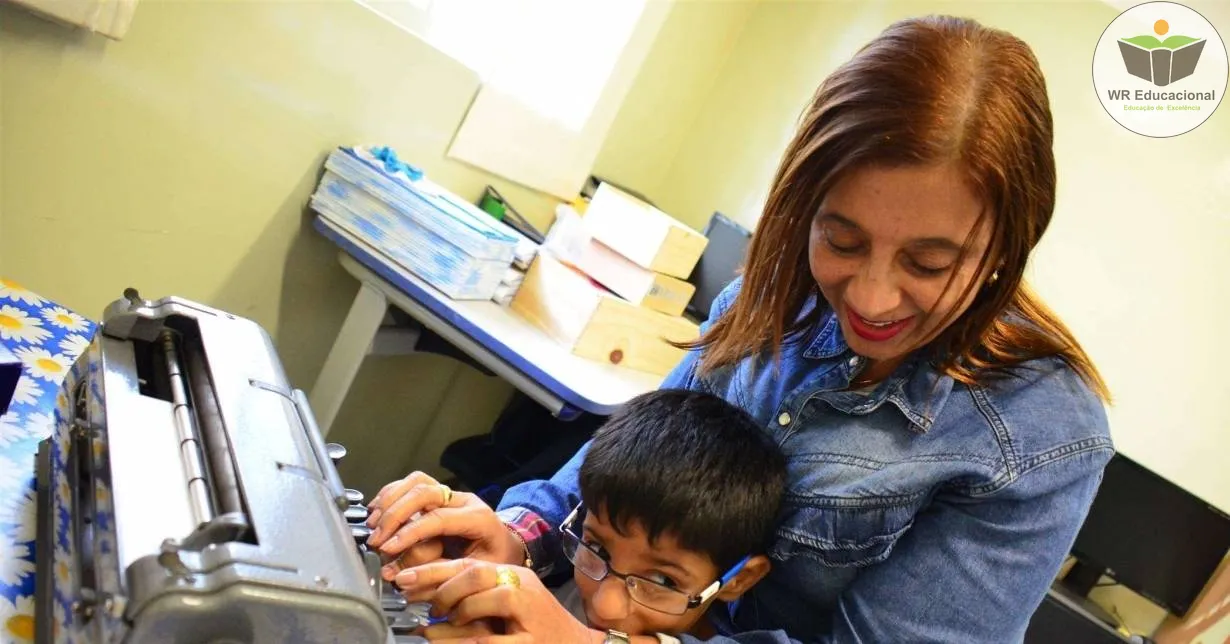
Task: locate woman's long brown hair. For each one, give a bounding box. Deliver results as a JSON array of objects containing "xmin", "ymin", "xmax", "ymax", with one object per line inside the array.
[{"xmin": 694, "ymin": 15, "xmax": 1110, "ymax": 402}]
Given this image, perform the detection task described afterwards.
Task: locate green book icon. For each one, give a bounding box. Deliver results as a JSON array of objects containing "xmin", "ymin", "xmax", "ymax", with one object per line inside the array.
[{"xmin": 1118, "ymin": 34, "xmax": 1207, "ymax": 86}]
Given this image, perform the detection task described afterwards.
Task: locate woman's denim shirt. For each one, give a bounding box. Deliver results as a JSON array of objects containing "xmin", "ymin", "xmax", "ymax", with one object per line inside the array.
[{"xmin": 498, "ymin": 279, "xmax": 1113, "ymax": 643}]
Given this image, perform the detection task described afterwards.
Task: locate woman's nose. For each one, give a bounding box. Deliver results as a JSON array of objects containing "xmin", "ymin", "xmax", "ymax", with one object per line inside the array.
[
  {"xmin": 590, "ymin": 577, "xmax": 632, "ymax": 622},
  {"xmin": 844, "ymin": 262, "xmax": 902, "ymax": 319}
]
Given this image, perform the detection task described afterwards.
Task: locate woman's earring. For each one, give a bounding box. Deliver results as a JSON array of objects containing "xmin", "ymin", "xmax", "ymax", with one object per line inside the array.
[{"xmin": 987, "ymin": 270, "xmax": 1000, "ymax": 286}]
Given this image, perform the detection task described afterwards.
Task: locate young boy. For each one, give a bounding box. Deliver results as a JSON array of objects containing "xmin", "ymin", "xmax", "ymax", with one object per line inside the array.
[{"xmin": 551, "ymin": 388, "xmax": 787, "ymax": 641}]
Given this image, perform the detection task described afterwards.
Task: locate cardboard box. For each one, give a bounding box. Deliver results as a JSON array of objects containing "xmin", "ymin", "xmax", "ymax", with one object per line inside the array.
[
  {"xmin": 577, "ymin": 240, "xmax": 695, "ymax": 317},
  {"xmin": 545, "ymin": 207, "xmax": 694, "ymax": 316},
  {"xmin": 583, "ymin": 184, "xmax": 707, "ymax": 280},
  {"xmin": 510, "ymin": 253, "xmax": 699, "ymax": 377},
  {"xmin": 7, "ymin": 0, "xmax": 138, "ymax": 40}
]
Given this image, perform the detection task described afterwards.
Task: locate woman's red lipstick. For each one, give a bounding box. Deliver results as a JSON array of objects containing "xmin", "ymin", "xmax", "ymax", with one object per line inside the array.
[{"xmin": 846, "ymin": 309, "xmax": 914, "ymax": 342}]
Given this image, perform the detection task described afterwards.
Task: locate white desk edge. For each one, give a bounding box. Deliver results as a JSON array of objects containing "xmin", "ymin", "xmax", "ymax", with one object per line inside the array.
[{"xmin": 309, "ymin": 218, "xmax": 664, "ymax": 435}]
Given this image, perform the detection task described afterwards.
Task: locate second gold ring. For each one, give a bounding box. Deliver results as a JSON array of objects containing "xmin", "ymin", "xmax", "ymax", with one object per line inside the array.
[{"xmin": 495, "ymin": 566, "xmax": 521, "ymax": 589}]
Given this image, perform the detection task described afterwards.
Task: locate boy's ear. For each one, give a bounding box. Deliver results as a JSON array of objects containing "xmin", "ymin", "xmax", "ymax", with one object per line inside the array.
[{"xmin": 715, "ymin": 555, "xmax": 771, "ymax": 602}]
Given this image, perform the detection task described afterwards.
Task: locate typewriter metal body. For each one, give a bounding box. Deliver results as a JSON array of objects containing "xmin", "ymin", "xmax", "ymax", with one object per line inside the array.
[{"xmin": 35, "ymin": 291, "xmax": 424, "ymax": 643}]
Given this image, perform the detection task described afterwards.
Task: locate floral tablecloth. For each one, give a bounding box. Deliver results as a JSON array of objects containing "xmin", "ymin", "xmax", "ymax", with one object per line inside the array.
[{"xmin": 0, "ymin": 280, "xmax": 95, "ymax": 644}]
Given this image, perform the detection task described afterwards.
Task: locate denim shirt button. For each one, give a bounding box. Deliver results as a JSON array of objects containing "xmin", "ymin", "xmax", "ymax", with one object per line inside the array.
[
  {"xmin": 778, "ymin": 412, "xmax": 792, "ymax": 426},
  {"xmin": 848, "ymin": 356, "xmax": 861, "ymax": 368}
]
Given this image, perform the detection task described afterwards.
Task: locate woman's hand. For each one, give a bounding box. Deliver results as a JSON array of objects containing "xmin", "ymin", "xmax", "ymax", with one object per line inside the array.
[
  {"xmin": 366, "ymin": 472, "xmax": 525, "ymax": 581},
  {"xmin": 407, "ymin": 559, "xmax": 598, "ymax": 644}
]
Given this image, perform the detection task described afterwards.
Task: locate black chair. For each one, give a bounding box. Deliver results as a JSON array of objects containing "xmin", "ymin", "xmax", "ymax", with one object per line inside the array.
[
  {"xmin": 439, "ymin": 393, "xmax": 602, "ymax": 507},
  {"xmin": 684, "ymin": 212, "xmax": 752, "ymax": 323}
]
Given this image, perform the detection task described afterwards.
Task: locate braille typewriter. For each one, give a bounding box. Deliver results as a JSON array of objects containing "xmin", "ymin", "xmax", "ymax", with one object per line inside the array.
[{"xmin": 35, "ymin": 290, "xmax": 431, "ymax": 643}]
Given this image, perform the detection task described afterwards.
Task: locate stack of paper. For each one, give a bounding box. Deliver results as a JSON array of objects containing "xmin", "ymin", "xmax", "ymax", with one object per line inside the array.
[{"xmin": 311, "ymin": 147, "xmax": 522, "ymax": 301}]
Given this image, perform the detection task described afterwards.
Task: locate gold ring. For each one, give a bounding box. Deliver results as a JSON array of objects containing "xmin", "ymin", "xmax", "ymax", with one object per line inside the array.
[
  {"xmin": 495, "ymin": 566, "xmax": 521, "ymax": 589},
  {"xmin": 438, "ymin": 483, "xmax": 453, "ymax": 507}
]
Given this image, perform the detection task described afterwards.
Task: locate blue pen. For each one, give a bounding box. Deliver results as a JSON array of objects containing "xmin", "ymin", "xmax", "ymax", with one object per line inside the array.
[{"xmin": 409, "ymin": 614, "xmax": 450, "ymax": 628}]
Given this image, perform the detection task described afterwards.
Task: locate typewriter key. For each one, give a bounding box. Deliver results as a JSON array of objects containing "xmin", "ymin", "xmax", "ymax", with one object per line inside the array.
[{"xmin": 345, "ymin": 504, "xmax": 369, "ymax": 523}]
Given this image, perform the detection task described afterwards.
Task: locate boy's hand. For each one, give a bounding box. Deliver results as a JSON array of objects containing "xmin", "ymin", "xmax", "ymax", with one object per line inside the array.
[
  {"xmin": 396, "ymin": 558, "xmax": 484, "ymax": 603},
  {"xmin": 366, "ymin": 471, "xmax": 524, "ymax": 581},
  {"xmin": 415, "ymin": 559, "xmax": 599, "ymax": 644},
  {"xmin": 421, "ymin": 617, "xmax": 499, "ymax": 641}
]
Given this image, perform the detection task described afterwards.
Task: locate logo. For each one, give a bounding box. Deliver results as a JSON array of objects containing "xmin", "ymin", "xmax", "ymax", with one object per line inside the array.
[
  {"xmin": 1118, "ymin": 19, "xmax": 1206, "ymax": 85},
  {"xmin": 1093, "ymin": 2, "xmax": 1228, "ymax": 137}
]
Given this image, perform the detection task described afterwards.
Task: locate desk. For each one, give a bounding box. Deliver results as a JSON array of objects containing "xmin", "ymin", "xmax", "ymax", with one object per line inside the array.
[
  {"xmin": 310, "ymin": 216, "xmax": 663, "ymax": 436},
  {"xmin": 0, "ymin": 281, "xmax": 96, "ymax": 641}
]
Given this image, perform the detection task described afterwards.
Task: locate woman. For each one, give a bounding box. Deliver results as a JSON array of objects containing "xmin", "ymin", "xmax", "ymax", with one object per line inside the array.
[{"xmin": 366, "ymin": 15, "xmax": 1113, "ymax": 643}]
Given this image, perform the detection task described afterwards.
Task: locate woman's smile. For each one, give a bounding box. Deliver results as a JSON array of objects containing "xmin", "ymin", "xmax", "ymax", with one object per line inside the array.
[{"xmin": 846, "ymin": 308, "xmax": 915, "ymax": 342}]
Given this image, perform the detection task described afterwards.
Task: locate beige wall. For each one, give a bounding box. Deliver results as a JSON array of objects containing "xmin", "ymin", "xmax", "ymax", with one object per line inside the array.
[
  {"xmin": 591, "ymin": 0, "xmax": 755, "ymax": 209},
  {"xmin": 0, "ymin": 0, "xmax": 559, "ymax": 494},
  {"xmin": 0, "ymin": 0, "xmax": 747, "ymax": 495},
  {"xmin": 651, "ymin": 0, "xmax": 882, "ymax": 231}
]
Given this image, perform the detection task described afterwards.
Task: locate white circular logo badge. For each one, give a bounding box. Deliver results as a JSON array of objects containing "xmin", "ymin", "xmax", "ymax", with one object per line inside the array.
[{"xmin": 1093, "ymin": 1, "xmax": 1228, "ymax": 137}]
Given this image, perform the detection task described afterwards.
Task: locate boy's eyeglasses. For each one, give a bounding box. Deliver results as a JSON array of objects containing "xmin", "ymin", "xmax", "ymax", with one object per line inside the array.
[{"xmin": 559, "ymin": 503, "xmax": 750, "ymax": 616}]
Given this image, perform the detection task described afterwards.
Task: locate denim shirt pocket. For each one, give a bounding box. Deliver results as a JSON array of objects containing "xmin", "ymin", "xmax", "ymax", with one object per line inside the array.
[{"xmin": 770, "ymin": 492, "xmax": 925, "ymax": 568}]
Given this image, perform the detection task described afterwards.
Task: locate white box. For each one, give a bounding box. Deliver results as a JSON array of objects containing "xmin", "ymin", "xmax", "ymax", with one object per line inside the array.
[
  {"xmin": 583, "ymin": 184, "xmax": 707, "ymax": 280},
  {"xmin": 546, "ymin": 207, "xmax": 694, "ymax": 316}
]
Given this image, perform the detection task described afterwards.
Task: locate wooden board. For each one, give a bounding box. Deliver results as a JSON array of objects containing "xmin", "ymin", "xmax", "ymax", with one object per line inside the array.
[
  {"xmin": 573, "ymin": 298, "xmax": 699, "ymax": 376},
  {"xmin": 509, "ymin": 252, "xmax": 601, "ymax": 348},
  {"xmin": 651, "ymin": 225, "xmax": 710, "ymax": 282},
  {"xmin": 511, "ymin": 253, "xmax": 699, "ymax": 377},
  {"xmin": 641, "ymin": 272, "xmax": 695, "ymax": 318}
]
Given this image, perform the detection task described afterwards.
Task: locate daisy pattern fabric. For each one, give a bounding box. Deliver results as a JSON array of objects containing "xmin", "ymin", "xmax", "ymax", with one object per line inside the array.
[{"xmin": 0, "ymin": 280, "xmax": 95, "ymax": 644}]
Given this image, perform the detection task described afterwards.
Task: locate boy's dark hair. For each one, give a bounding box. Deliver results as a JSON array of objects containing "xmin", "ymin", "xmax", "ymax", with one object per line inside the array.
[{"xmin": 578, "ymin": 389, "xmax": 786, "ymax": 570}]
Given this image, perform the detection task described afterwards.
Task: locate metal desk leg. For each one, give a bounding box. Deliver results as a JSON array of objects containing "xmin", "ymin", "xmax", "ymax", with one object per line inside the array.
[{"xmin": 310, "ymin": 282, "xmax": 388, "ymax": 436}]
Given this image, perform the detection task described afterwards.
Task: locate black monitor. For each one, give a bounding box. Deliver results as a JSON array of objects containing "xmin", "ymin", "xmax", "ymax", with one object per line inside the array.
[
  {"xmin": 685, "ymin": 212, "xmax": 752, "ymax": 323},
  {"xmin": 1024, "ymin": 588, "xmax": 1129, "ymax": 644},
  {"xmin": 1064, "ymin": 453, "xmax": 1230, "ymax": 617}
]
